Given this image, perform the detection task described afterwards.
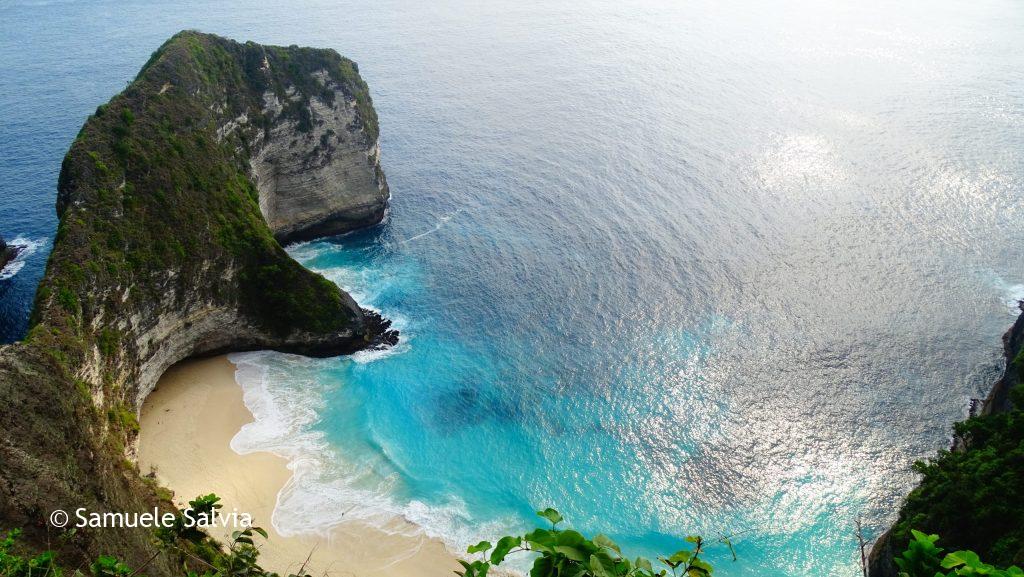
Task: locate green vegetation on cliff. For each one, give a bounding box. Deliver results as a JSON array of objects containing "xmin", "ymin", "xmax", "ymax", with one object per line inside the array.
[
  {"xmin": 886, "ymin": 381, "xmax": 1024, "ymax": 568},
  {"xmin": 456, "ymin": 508, "xmax": 721, "ymax": 577},
  {"xmin": 40, "ymin": 30, "xmax": 378, "ymax": 343},
  {"xmin": 869, "ymin": 313, "xmax": 1024, "ymax": 576},
  {"xmin": 895, "ymin": 531, "xmax": 1022, "ymax": 577},
  {"xmin": 0, "ymin": 31, "xmax": 384, "ymax": 575}
]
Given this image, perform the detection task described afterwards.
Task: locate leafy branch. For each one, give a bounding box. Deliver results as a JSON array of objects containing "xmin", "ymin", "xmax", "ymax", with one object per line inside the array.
[
  {"xmin": 456, "ymin": 508, "xmax": 722, "ymax": 577},
  {"xmin": 896, "ymin": 530, "xmax": 1024, "ymax": 577}
]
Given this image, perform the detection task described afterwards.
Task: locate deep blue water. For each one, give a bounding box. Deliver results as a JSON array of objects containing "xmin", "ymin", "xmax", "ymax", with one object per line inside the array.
[{"xmin": 3, "ymin": 1, "xmax": 1024, "ymax": 575}]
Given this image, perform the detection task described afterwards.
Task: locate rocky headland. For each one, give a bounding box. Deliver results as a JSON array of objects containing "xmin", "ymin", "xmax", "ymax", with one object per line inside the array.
[{"xmin": 0, "ymin": 31, "xmax": 393, "ymax": 574}]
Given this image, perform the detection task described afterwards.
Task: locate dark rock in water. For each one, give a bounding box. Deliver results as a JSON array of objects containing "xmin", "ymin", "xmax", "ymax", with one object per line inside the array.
[
  {"xmin": 0, "ymin": 236, "xmax": 19, "ymax": 271},
  {"xmin": 362, "ymin": 308, "xmax": 400, "ymax": 348}
]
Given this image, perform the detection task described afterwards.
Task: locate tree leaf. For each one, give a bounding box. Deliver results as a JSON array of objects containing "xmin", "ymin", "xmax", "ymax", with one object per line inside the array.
[
  {"xmin": 589, "ymin": 554, "xmax": 615, "ymax": 577},
  {"xmin": 554, "ymin": 546, "xmax": 587, "ymax": 562},
  {"xmin": 690, "ymin": 557, "xmax": 714, "ymax": 574},
  {"xmin": 490, "ymin": 535, "xmax": 521, "ymax": 565},
  {"xmin": 554, "ymin": 530, "xmax": 588, "ymax": 548},
  {"xmin": 594, "ymin": 534, "xmax": 621, "ymax": 555},
  {"xmin": 941, "ymin": 551, "xmax": 971, "ymax": 569},
  {"xmin": 529, "ymin": 555, "xmax": 555, "ymax": 577},
  {"xmin": 668, "ymin": 550, "xmax": 692, "ymax": 564},
  {"xmin": 537, "ymin": 508, "xmax": 564, "ymax": 527},
  {"xmin": 635, "ymin": 557, "xmax": 653, "ymax": 572}
]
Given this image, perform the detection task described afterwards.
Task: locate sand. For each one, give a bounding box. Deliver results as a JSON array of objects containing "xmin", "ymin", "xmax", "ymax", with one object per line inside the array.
[{"xmin": 138, "ymin": 355, "xmax": 462, "ymax": 577}]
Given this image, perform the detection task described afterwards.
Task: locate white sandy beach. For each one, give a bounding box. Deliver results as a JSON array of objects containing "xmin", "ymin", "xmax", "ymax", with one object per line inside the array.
[{"xmin": 138, "ymin": 356, "xmax": 461, "ymax": 577}]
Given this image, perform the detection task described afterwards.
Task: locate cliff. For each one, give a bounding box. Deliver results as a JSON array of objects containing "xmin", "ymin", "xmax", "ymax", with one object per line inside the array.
[
  {"xmin": 980, "ymin": 311, "xmax": 1024, "ymax": 417},
  {"xmin": 249, "ymin": 70, "xmax": 389, "ymax": 243},
  {"xmin": 0, "ymin": 31, "xmax": 392, "ymax": 574},
  {"xmin": 869, "ymin": 310, "xmax": 1024, "ymax": 575}
]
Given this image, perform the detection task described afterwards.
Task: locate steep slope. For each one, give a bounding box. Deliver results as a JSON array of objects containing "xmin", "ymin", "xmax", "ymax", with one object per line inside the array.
[
  {"xmin": 0, "ymin": 31, "xmax": 392, "ymax": 574},
  {"xmin": 869, "ymin": 311, "xmax": 1024, "ymax": 574}
]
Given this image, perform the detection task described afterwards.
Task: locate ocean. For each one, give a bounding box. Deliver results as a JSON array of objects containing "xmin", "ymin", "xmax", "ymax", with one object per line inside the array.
[{"xmin": 2, "ymin": 0, "xmax": 1023, "ymax": 574}]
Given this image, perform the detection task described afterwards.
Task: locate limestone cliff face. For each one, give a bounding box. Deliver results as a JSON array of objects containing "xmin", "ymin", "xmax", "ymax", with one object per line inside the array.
[
  {"xmin": 249, "ymin": 77, "xmax": 389, "ymax": 243},
  {"xmin": 0, "ymin": 31, "xmax": 392, "ymax": 574}
]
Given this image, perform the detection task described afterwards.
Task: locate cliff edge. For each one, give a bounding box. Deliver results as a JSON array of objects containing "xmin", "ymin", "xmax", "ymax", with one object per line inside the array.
[
  {"xmin": 0, "ymin": 31, "xmax": 391, "ymax": 574},
  {"xmin": 869, "ymin": 310, "xmax": 1024, "ymax": 575}
]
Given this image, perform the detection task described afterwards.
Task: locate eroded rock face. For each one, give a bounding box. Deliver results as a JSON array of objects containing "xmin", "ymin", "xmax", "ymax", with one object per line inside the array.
[
  {"xmin": 250, "ymin": 79, "xmax": 389, "ymax": 243},
  {"xmin": 0, "ymin": 31, "xmax": 392, "ymax": 574},
  {"xmin": 981, "ymin": 307, "xmax": 1024, "ymax": 416}
]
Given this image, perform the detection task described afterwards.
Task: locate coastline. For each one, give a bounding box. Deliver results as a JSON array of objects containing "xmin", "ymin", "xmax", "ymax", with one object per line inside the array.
[{"xmin": 138, "ymin": 355, "xmax": 461, "ymax": 577}]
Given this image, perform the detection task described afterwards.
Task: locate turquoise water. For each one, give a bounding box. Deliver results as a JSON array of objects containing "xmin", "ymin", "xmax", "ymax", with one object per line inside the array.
[{"xmin": 3, "ymin": 0, "xmax": 1024, "ymax": 574}]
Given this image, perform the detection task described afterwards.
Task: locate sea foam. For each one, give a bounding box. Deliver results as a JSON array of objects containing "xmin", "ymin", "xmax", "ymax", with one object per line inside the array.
[
  {"xmin": 225, "ymin": 241, "xmax": 511, "ymax": 556},
  {"xmin": 226, "ymin": 350, "xmax": 512, "ymax": 553},
  {"xmin": 993, "ymin": 276, "xmax": 1024, "ymax": 315},
  {"xmin": 0, "ymin": 236, "xmax": 47, "ymax": 281}
]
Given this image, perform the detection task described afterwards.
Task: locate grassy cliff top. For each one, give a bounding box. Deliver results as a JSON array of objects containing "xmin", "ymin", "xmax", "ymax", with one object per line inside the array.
[{"xmin": 33, "ymin": 31, "xmax": 380, "ymax": 353}]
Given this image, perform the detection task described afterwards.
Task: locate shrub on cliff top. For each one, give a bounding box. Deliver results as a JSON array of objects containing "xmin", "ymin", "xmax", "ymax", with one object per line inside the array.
[{"xmin": 888, "ymin": 383, "xmax": 1024, "ymax": 567}]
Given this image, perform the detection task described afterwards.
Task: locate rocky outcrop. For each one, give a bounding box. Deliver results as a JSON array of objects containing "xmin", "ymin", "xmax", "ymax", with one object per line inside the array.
[
  {"xmin": 981, "ymin": 309, "xmax": 1024, "ymax": 416},
  {"xmin": 249, "ymin": 79, "xmax": 389, "ymax": 243},
  {"xmin": 867, "ymin": 527, "xmax": 900, "ymax": 577},
  {"xmin": 0, "ymin": 236, "xmax": 17, "ymax": 271},
  {"xmin": 0, "ymin": 31, "xmax": 392, "ymax": 574}
]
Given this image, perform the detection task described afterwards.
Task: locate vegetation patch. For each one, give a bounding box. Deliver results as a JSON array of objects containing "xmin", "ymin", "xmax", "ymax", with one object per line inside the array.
[{"xmin": 888, "ymin": 383, "xmax": 1024, "ymax": 567}]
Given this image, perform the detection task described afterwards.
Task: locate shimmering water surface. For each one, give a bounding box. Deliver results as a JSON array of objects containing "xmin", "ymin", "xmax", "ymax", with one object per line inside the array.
[{"xmin": 2, "ymin": 1, "xmax": 1023, "ymax": 574}]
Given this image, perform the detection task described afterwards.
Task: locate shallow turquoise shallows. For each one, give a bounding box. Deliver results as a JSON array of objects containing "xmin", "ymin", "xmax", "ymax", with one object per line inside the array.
[{"xmin": 3, "ymin": 0, "xmax": 1024, "ymax": 574}]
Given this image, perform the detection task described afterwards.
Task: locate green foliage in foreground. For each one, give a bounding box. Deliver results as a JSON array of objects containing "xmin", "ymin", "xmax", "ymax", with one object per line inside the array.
[
  {"xmin": 0, "ymin": 495, "xmax": 307, "ymax": 577},
  {"xmin": 456, "ymin": 508, "xmax": 720, "ymax": 577},
  {"xmin": 896, "ymin": 530, "xmax": 1023, "ymax": 577},
  {"xmin": 890, "ymin": 383, "xmax": 1024, "ymax": 566},
  {"xmin": 153, "ymin": 495, "xmax": 308, "ymax": 577},
  {"xmin": 3, "ymin": 499, "xmax": 1020, "ymax": 577}
]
